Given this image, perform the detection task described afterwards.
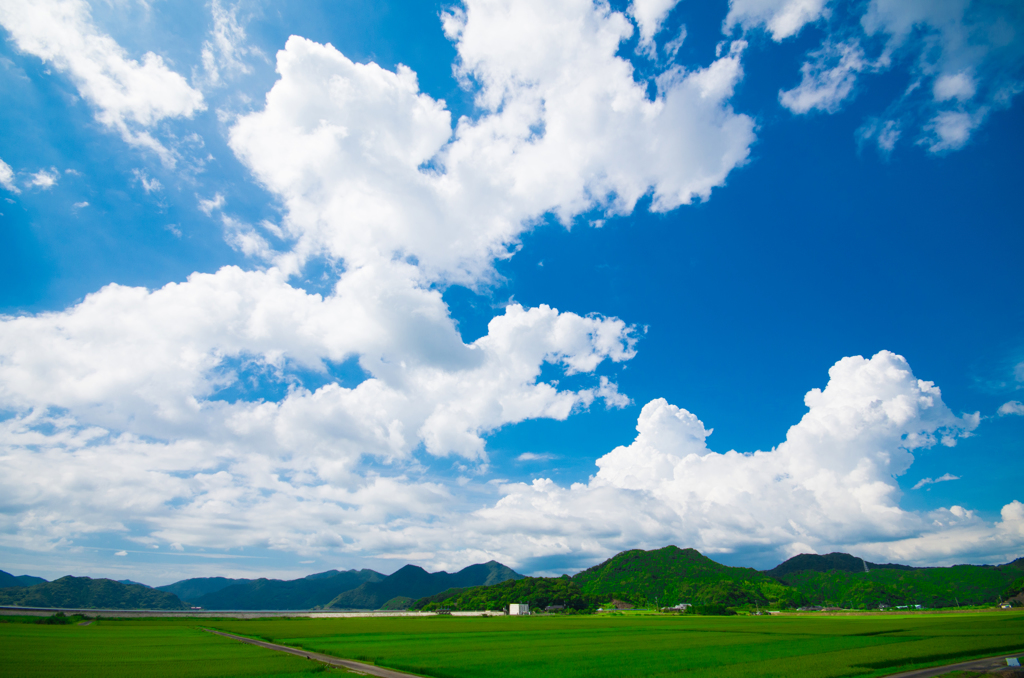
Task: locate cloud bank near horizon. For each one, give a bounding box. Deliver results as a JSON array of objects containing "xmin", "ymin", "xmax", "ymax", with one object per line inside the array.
[{"xmin": 0, "ymin": 0, "xmax": 1021, "ymax": 579}]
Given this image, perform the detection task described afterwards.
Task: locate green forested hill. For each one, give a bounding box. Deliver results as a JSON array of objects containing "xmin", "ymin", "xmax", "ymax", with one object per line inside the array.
[
  {"xmin": 764, "ymin": 552, "xmax": 914, "ymax": 578},
  {"xmin": 776, "ymin": 560, "xmax": 1024, "ymax": 608},
  {"xmin": 0, "ymin": 576, "xmax": 186, "ymax": 609},
  {"xmin": 409, "ymin": 547, "xmax": 1024, "ymax": 613},
  {"xmin": 573, "ymin": 546, "xmax": 802, "ymax": 608},
  {"xmin": 414, "ymin": 576, "xmax": 595, "ymax": 611}
]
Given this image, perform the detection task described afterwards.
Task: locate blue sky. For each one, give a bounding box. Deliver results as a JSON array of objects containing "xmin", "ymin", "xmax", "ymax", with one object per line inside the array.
[{"xmin": 0, "ymin": 0, "xmax": 1022, "ymax": 585}]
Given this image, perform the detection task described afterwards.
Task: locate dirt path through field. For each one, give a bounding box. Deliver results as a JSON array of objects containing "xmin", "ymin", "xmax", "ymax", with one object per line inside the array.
[
  {"xmin": 884, "ymin": 651, "xmax": 1023, "ymax": 677},
  {"xmin": 204, "ymin": 629, "xmax": 422, "ymax": 677}
]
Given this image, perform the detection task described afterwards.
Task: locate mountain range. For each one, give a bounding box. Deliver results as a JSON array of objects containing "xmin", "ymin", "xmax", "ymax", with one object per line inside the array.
[
  {"xmin": 0, "ymin": 576, "xmax": 186, "ymax": 610},
  {"xmin": 412, "ymin": 546, "xmax": 1024, "ymax": 613},
  {"xmin": 3, "ymin": 548, "xmax": 1022, "ymax": 612},
  {"xmin": 0, "ymin": 570, "xmax": 47, "ymax": 588}
]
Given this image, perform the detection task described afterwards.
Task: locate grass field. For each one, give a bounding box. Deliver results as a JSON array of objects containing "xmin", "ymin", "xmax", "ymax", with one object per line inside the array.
[
  {"xmin": 2, "ymin": 610, "xmax": 1021, "ymax": 678},
  {"xmin": 0, "ymin": 616, "xmax": 346, "ymax": 678},
  {"xmin": 205, "ymin": 611, "xmax": 1024, "ymax": 678}
]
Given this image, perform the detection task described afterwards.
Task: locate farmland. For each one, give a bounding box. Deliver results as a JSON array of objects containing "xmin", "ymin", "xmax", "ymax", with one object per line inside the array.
[
  {"xmin": 2, "ymin": 609, "xmax": 1022, "ymax": 678},
  {"xmin": 206, "ymin": 610, "xmax": 1024, "ymax": 678},
  {"xmin": 0, "ymin": 615, "xmax": 342, "ymax": 677}
]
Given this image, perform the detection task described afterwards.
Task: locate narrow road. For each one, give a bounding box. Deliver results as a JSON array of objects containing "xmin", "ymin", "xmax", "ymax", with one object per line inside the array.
[
  {"xmin": 884, "ymin": 652, "xmax": 1023, "ymax": 677},
  {"xmin": 204, "ymin": 629, "xmax": 422, "ymax": 677}
]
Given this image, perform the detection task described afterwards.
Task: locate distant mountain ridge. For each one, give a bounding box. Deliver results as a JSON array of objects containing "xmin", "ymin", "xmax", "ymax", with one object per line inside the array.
[
  {"xmin": 187, "ymin": 569, "xmax": 385, "ymax": 610},
  {"xmin": 155, "ymin": 576, "xmax": 252, "ymax": 602},
  {"xmin": 0, "ymin": 576, "xmax": 185, "ymax": 610},
  {"xmin": 326, "ymin": 560, "xmax": 523, "ymax": 610},
  {"xmin": 8, "ymin": 549, "xmax": 1022, "ymax": 612},
  {"xmin": 0, "ymin": 570, "xmax": 47, "ymax": 588},
  {"xmin": 410, "ymin": 546, "xmax": 1024, "ymax": 612},
  {"xmin": 765, "ymin": 552, "xmax": 915, "ymax": 578}
]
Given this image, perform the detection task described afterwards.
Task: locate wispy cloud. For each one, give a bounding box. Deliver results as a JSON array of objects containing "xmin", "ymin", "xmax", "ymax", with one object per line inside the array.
[
  {"xmin": 517, "ymin": 452, "xmax": 557, "ymax": 462},
  {"xmin": 912, "ymin": 473, "xmax": 960, "ymax": 490},
  {"xmin": 0, "ymin": 157, "xmax": 20, "ymax": 193},
  {"xmin": 0, "ymin": 0, "xmax": 205, "ymax": 165}
]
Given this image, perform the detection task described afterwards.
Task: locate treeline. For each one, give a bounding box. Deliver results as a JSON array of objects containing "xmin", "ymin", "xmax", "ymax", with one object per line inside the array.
[
  {"xmin": 415, "ymin": 577, "xmax": 597, "ymax": 612},
  {"xmin": 409, "ymin": 547, "xmax": 1024, "ymax": 613}
]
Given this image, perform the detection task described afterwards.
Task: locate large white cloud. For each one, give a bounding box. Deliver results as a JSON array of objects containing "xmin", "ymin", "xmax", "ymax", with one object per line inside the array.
[
  {"xmin": 0, "ymin": 264, "xmax": 636, "ymax": 458},
  {"xmin": 0, "ymin": 258, "xmax": 638, "ymax": 557},
  {"xmin": 0, "ymin": 0, "xmax": 205, "ymax": 164},
  {"xmin": 467, "ymin": 351, "xmax": 1020, "ymax": 569},
  {"xmin": 2, "ymin": 0, "xmax": 1018, "ymax": 579},
  {"xmin": 230, "ymin": 0, "xmax": 755, "ymax": 284}
]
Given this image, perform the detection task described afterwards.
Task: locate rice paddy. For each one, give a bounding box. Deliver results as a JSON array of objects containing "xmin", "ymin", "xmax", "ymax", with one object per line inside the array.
[{"xmin": 2, "ymin": 610, "xmax": 1022, "ymax": 678}]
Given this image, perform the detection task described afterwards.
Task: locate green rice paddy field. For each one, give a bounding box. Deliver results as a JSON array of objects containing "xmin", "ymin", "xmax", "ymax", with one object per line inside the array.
[{"xmin": 2, "ymin": 611, "xmax": 1022, "ymax": 678}]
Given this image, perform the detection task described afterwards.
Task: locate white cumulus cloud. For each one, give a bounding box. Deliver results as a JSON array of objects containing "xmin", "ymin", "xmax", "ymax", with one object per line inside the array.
[
  {"xmin": 27, "ymin": 168, "xmax": 59, "ymax": 189},
  {"xmin": 469, "ymin": 351, "xmax": 1004, "ymax": 568},
  {"xmin": 998, "ymin": 401, "xmax": 1024, "ymax": 417},
  {"xmin": 231, "ymin": 0, "xmax": 756, "ymax": 284}
]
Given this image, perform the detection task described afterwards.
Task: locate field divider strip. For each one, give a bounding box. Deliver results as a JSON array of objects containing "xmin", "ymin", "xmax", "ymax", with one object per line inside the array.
[
  {"xmin": 881, "ymin": 650, "xmax": 1024, "ymax": 678},
  {"xmin": 203, "ymin": 629, "xmax": 423, "ymax": 678}
]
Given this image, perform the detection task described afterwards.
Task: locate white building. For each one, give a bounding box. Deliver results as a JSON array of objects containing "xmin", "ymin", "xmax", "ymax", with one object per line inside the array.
[{"xmin": 509, "ymin": 603, "xmax": 530, "ymax": 615}]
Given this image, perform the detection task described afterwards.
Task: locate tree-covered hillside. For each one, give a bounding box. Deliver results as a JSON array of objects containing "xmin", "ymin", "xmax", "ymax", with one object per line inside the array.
[
  {"xmin": 764, "ymin": 552, "xmax": 914, "ymax": 578},
  {"xmin": 413, "ymin": 576, "xmax": 597, "ymax": 611},
  {"xmin": 775, "ymin": 560, "xmax": 1024, "ymax": 608},
  {"xmin": 409, "ymin": 547, "xmax": 1024, "ymax": 613},
  {"xmin": 0, "ymin": 576, "xmax": 186, "ymax": 610},
  {"xmin": 573, "ymin": 546, "xmax": 803, "ymax": 608}
]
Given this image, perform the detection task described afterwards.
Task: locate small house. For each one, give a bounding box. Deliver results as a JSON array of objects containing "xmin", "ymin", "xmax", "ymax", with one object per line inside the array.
[{"xmin": 509, "ymin": 603, "xmax": 530, "ymax": 615}]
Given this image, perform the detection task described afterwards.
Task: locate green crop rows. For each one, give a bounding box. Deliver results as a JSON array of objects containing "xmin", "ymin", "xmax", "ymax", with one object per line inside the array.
[
  {"xmin": 205, "ymin": 611, "xmax": 1024, "ymax": 678},
  {"xmin": 0, "ymin": 616, "xmax": 343, "ymax": 678},
  {"xmin": 2, "ymin": 610, "xmax": 1022, "ymax": 678}
]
